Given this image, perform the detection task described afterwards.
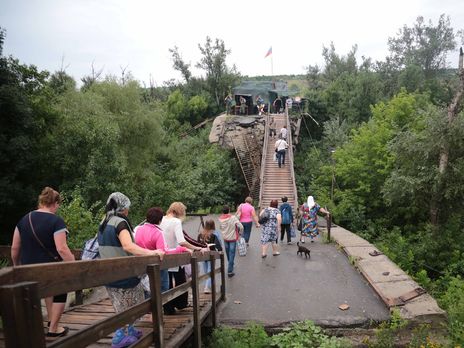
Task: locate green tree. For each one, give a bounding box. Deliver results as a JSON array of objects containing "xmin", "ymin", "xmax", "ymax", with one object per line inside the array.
[
  {"xmin": 0, "ymin": 56, "xmax": 57, "ymax": 242},
  {"xmin": 169, "ymin": 46, "xmax": 192, "ymax": 82},
  {"xmin": 387, "ymin": 14, "xmax": 457, "ymax": 78},
  {"xmin": 196, "ymin": 36, "xmax": 240, "ymax": 111}
]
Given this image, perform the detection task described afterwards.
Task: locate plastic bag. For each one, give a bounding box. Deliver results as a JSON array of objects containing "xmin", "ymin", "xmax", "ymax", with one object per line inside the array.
[
  {"xmin": 291, "ymin": 225, "xmax": 296, "ymax": 238},
  {"xmin": 237, "ymin": 237, "xmax": 247, "ymax": 256},
  {"xmin": 81, "ymin": 236, "xmax": 99, "ymax": 260}
]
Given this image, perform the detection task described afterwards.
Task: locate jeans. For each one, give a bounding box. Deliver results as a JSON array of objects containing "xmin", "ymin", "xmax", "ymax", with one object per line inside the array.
[
  {"xmin": 242, "ymin": 222, "xmax": 252, "ymax": 243},
  {"xmin": 280, "ymin": 224, "xmax": 291, "ymax": 242},
  {"xmin": 224, "ymin": 241, "xmax": 237, "ymax": 274},
  {"xmin": 203, "ymin": 261, "xmax": 211, "ymax": 289},
  {"xmin": 277, "ymin": 150, "xmax": 286, "ymax": 167},
  {"xmin": 161, "ymin": 269, "xmax": 169, "ymax": 292}
]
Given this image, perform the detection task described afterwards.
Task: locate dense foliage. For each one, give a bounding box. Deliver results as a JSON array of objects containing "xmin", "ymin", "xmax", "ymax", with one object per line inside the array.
[
  {"xmin": 0, "ymin": 31, "xmax": 243, "ymax": 246},
  {"xmin": 294, "ymin": 15, "xmax": 464, "ymax": 345}
]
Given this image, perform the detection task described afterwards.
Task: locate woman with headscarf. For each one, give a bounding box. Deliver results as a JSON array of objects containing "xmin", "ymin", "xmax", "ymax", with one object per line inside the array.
[
  {"xmin": 11, "ymin": 187, "xmax": 75, "ymax": 338},
  {"xmin": 299, "ymin": 195, "xmax": 330, "ymax": 243},
  {"xmin": 98, "ymin": 192, "xmax": 164, "ymax": 348}
]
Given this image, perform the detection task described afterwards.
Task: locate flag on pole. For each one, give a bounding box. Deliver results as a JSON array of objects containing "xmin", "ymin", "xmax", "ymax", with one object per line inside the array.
[{"xmin": 264, "ymin": 46, "xmax": 272, "ymax": 58}]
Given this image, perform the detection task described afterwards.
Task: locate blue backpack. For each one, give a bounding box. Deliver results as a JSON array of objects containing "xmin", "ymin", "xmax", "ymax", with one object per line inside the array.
[{"xmin": 281, "ymin": 205, "xmax": 292, "ymax": 225}]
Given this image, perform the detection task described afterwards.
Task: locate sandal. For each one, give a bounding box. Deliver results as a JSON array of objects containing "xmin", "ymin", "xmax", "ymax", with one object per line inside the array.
[
  {"xmin": 261, "ymin": 254, "xmax": 267, "ymax": 258},
  {"xmin": 46, "ymin": 326, "xmax": 69, "ymax": 337}
]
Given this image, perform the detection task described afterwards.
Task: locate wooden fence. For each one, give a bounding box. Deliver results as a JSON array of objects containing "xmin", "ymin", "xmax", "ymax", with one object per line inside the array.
[{"xmin": 0, "ymin": 246, "xmax": 226, "ymax": 348}]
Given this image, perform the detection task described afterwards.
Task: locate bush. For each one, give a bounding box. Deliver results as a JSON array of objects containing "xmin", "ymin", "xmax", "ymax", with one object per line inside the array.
[
  {"xmin": 271, "ymin": 320, "xmax": 351, "ymax": 348},
  {"xmin": 205, "ymin": 322, "xmax": 270, "ymax": 348},
  {"xmin": 58, "ymin": 190, "xmax": 103, "ymax": 250},
  {"xmin": 438, "ymin": 276, "xmax": 464, "ymax": 346}
]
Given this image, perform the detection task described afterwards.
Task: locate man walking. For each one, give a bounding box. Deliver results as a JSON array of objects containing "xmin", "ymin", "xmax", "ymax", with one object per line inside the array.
[{"xmin": 275, "ymin": 136, "xmax": 288, "ymax": 168}]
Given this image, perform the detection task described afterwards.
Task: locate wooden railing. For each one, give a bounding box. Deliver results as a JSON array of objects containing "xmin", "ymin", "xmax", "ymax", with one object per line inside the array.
[
  {"xmin": 0, "ymin": 247, "xmax": 226, "ymax": 348},
  {"xmin": 258, "ymin": 114, "xmax": 271, "ymax": 210}
]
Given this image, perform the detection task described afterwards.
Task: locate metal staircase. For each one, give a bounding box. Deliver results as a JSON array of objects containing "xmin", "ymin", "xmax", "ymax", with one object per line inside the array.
[{"xmin": 230, "ymin": 131, "xmax": 262, "ymax": 200}]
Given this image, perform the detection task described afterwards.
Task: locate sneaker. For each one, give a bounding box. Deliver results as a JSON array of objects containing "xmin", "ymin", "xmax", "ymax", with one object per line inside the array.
[
  {"xmin": 128, "ymin": 325, "xmax": 143, "ymax": 339},
  {"xmin": 204, "ymin": 287, "xmax": 212, "ymax": 294},
  {"xmin": 227, "ymin": 272, "xmax": 235, "ymax": 278},
  {"xmin": 112, "ymin": 329, "xmax": 138, "ymax": 348},
  {"xmin": 287, "ymin": 242, "xmax": 293, "ymax": 245}
]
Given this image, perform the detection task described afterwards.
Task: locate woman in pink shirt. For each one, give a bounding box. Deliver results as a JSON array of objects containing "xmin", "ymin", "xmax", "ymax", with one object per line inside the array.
[
  {"xmin": 236, "ymin": 197, "xmax": 260, "ymax": 246},
  {"xmin": 135, "ymin": 207, "xmax": 188, "ymax": 295}
]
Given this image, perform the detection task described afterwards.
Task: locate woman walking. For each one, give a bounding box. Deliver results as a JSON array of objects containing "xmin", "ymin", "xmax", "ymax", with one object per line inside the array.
[
  {"xmin": 299, "ymin": 196, "xmax": 330, "ymax": 243},
  {"xmin": 219, "ymin": 205, "xmax": 243, "ymax": 277},
  {"xmin": 197, "ymin": 219, "xmax": 223, "ymax": 293},
  {"xmin": 98, "ymin": 192, "xmax": 164, "ymax": 348},
  {"xmin": 259, "ymin": 199, "xmax": 281, "ymax": 258},
  {"xmin": 11, "ymin": 187, "xmax": 75, "ymax": 338},
  {"xmin": 160, "ymin": 202, "xmax": 206, "ymax": 314},
  {"xmin": 236, "ymin": 197, "xmax": 260, "ymax": 246}
]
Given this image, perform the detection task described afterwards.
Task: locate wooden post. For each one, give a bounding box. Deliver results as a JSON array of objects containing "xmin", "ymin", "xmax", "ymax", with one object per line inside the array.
[
  {"xmin": 220, "ymin": 252, "xmax": 226, "ymax": 301},
  {"xmin": 190, "ymin": 256, "xmax": 201, "ymax": 348},
  {"xmin": 0, "ymin": 281, "xmax": 46, "ymax": 348},
  {"xmin": 74, "ymin": 289, "xmax": 83, "ymax": 306},
  {"xmin": 327, "ymin": 214, "xmax": 332, "ymax": 242},
  {"xmin": 209, "ymin": 254, "xmax": 217, "ymax": 328},
  {"xmin": 147, "ymin": 264, "xmax": 164, "ymax": 348}
]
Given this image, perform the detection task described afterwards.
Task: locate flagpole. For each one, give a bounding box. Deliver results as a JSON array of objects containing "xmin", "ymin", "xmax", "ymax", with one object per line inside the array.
[{"xmin": 271, "ymin": 54, "xmax": 273, "ymax": 76}]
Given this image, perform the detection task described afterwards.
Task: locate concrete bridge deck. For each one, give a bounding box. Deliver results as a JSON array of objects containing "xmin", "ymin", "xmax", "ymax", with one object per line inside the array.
[{"xmin": 184, "ymin": 217, "xmax": 390, "ymax": 328}]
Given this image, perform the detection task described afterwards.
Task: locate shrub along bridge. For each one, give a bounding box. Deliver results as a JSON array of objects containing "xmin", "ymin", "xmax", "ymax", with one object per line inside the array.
[{"xmin": 0, "ymin": 247, "xmax": 225, "ymax": 348}]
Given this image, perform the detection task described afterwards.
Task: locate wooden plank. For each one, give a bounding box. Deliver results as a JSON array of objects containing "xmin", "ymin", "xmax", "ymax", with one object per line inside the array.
[
  {"xmin": 220, "ymin": 253, "xmax": 226, "ymax": 300},
  {"xmin": 190, "ymin": 257, "xmax": 201, "ymax": 348},
  {"xmin": 209, "ymin": 255, "xmax": 217, "ymax": 328},
  {"xmin": 0, "ymin": 282, "xmax": 46, "ymax": 348},
  {"xmin": 5, "ymin": 252, "xmax": 221, "ymax": 299},
  {"xmin": 48, "ymin": 300, "xmax": 151, "ymax": 348},
  {"xmin": 147, "ymin": 264, "xmax": 163, "ymax": 348}
]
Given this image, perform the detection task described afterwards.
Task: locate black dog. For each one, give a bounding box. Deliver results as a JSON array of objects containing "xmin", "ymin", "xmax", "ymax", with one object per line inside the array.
[{"xmin": 297, "ymin": 242, "xmax": 311, "ymax": 259}]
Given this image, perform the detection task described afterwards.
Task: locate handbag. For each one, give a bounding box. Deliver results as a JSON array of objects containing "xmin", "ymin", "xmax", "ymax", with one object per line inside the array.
[
  {"xmin": 297, "ymin": 218, "xmax": 303, "ymax": 232},
  {"xmin": 28, "ymin": 213, "xmax": 61, "ymax": 261},
  {"xmin": 237, "ymin": 237, "xmax": 247, "ymax": 256},
  {"xmin": 258, "ymin": 208, "xmax": 270, "ymax": 225},
  {"xmin": 81, "ymin": 236, "xmax": 100, "ymax": 260}
]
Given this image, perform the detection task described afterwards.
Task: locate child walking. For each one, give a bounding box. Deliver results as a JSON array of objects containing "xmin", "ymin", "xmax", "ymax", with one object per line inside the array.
[{"xmin": 197, "ymin": 220, "xmax": 223, "ymax": 293}]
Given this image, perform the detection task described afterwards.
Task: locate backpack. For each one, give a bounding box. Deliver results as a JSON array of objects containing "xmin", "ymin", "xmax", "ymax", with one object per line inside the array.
[
  {"xmin": 81, "ymin": 236, "xmax": 99, "ymax": 260},
  {"xmin": 281, "ymin": 205, "xmax": 291, "ymax": 225}
]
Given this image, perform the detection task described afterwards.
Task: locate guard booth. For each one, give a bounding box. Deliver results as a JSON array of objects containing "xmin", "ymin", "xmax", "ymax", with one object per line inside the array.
[{"xmin": 233, "ymin": 81, "xmax": 289, "ymax": 115}]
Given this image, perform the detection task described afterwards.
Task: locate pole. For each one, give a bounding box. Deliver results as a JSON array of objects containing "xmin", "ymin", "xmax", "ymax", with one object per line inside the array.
[{"xmin": 271, "ymin": 55, "xmax": 274, "ymax": 76}]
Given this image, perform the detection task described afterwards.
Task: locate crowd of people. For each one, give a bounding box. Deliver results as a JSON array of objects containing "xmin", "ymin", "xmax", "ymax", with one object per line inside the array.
[{"xmin": 11, "ymin": 186, "xmax": 329, "ymax": 347}]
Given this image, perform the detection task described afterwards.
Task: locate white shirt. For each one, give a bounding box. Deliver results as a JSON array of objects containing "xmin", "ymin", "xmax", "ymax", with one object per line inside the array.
[
  {"xmin": 160, "ymin": 216, "xmax": 186, "ymax": 272},
  {"xmin": 286, "ymin": 98, "xmax": 293, "ymax": 108},
  {"xmin": 160, "ymin": 216, "xmax": 185, "ymax": 249},
  {"xmin": 280, "ymin": 127, "xmax": 288, "ymax": 139},
  {"xmin": 275, "ymin": 139, "xmax": 288, "ymax": 151}
]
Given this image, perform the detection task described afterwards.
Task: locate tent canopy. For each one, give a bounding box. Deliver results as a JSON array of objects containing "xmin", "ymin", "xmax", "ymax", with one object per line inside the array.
[{"xmin": 233, "ymin": 80, "xmax": 289, "ymax": 104}]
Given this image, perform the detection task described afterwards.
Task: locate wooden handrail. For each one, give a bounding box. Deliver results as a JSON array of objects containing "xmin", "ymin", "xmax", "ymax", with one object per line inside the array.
[
  {"xmin": 258, "ymin": 114, "xmax": 270, "ymax": 210},
  {"xmin": 0, "ymin": 247, "xmax": 225, "ymax": 348}
]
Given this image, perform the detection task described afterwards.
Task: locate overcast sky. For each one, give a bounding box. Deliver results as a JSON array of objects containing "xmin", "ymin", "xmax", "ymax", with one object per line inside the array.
[{"xmin": 1, "ymin": 0, "xmax": 463, "ymax": 86}]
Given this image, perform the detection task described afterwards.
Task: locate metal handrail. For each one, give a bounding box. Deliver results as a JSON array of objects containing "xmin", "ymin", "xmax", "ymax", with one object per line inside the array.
[{"xmin": 285, "ymin": 107, "xmax": 299, "ymax": 211}]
